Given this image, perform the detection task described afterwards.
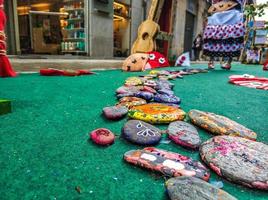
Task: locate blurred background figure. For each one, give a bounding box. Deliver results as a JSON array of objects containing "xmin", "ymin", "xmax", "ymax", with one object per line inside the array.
[{"xmin": 192, "ymin": 33, "xmax": 203, "ymax": 61}]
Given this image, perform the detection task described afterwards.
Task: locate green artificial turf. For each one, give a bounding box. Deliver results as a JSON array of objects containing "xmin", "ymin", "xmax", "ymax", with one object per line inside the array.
[{"xmin": 0, "ymin": 64, "xmax": 267, "ymax": 200}]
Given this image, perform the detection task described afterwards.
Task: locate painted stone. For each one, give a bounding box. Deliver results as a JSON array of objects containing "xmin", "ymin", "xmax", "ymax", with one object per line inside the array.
[
  {"xmin": 102, "ymin": 105, "xmax": 128, "ymax": 120},
  {"xmin": 188, "ymin": 110, "xmax": 257, "ymax": 140},
  {"xmin": 116, "ymin": 93, "xmax": 136, "ymax": 99},
  {"xmin": 128, "ymin": 103, "xmax": 186, "ymax": 124},
  {"xmin": 168, "ymin": 121, "xmax": 201, "ymax": 149},
  {"xmin": 155, "ymin": 80, "xmax": 174, "ymax": 90},
  {"xmin": 122, "ymin": 120, "xmax": 162, "ymax": 145},
  {"xmin": 118, "ymin": 97, "xmax": 147, "ymax": 108},
  {"xmin": 144, "ymin": 80, "xmax": 157, "ymax": 88},
  {"xmin": 125, "ymin": 77, "xmax": 143, "ymax": 86},
  {"xmin": 166, "ymin": 176, "xmax": 237, "ymax": 200},
  {"xmin": 200, "ymin": 136, "xmax": 268, "ymax": 190},
  {"xmin": 157, "ymin": 89, "xmax": 174, "ymax": 96},
  {"xmin": 135, "ymin": 91, "xmax": 154, "ymax": 101},
  {"xmin": 124, "ymin": 147, "xmax": 210, "ymax": 180},
  {"xmin": 160, "ymin": 103, "xmax": 180, "ymax": 108},
  {"xmin": 154, "ymin": 93, "xmax": 181, "ymax": 104},
  {"xmin": 90, "ymin": 128, "xmax": 115, "ymax": 145},
  {"xmin": 142, "ymin": 86, "xmax": 157, "ymax": 94},
  {"xmin": 116, "ymin": 86, "xmax": 141, "ymax": 94}
]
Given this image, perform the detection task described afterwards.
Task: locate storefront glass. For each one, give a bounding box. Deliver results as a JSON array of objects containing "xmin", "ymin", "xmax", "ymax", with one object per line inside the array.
[{"xmin": 16, "ymin": 0, "xmax": 87, "ymax": 55}]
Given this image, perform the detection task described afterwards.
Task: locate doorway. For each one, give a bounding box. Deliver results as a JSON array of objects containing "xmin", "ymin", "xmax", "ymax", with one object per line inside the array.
[
  {"xmin": 157, "ymin": 0, "xmax": 173, "ymax": 57},
  {"xmin": 183, "ymin": 11, "xmax": 195, "ymax": 59}
]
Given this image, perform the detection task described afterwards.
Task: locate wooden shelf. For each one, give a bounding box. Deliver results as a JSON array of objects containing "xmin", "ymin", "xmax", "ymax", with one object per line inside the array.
[
  {"xmin": 62, "ymin": 50, "xmax": 86, "ymax": 53},
  {"xmin": 64, "ymin": 28, "xmax": 84, "ymax": 32},
  {"xmin": 67, "ymin": 18, "xmax": 83, "ymax": 21},
  {"xmin": 63, "ymin": 38, "xmax": 85, "ymax": 41},
  {"xmin": 63, "ymin": 0, "xmax": 83, "ymax": 3},
  {"xmin": 65, "ymin": 8, "xmax": 84, "ymax": 12}
]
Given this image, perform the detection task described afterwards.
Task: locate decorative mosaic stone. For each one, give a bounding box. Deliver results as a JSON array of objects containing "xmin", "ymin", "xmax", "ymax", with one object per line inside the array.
[
  {"xmin": 144, "ymin": 80, "xmax": 157, "ymax": 88},
  {"xmin": 125, "ymin": 77, "xmax": 143, "ymax": 86},
  {"xmin": 124, "ymin": 147, "xmax": 210, "ymax": 180},
  {"xmin": 122, "ymin": 120, "xmax": 162, "ymax": 145},
  {"xmin": 155, "ymin": 80, "xmax": 174, "ymax": 90},
  {"xmin": 102, "ymin": 105, "xmax": 128, "ymax": 120},
  {"xmin": 116, "ymin": 93, "xmax": 136, "ymax": 99},
  {"xmin": 200, "ymin": 136, "xmax": 268, "ymax": 190},
  {"xmin": 116, "ymin": 86, "xmax": 142, "ymax": 94},
  {"xmin": 166, "ymin": 176, "xmax": 237, "ymax": 200},
  {"xmin": 188, "ymin": 110, "xmax": 257, "ymax": 140},
  {"xmin": 90, "ymin": 128, "xmax": 115, "ymax": 145},
  {"xmin": 168, "ymin": 121, "xmax": 201, "ymax": 149},
  {"xmin": 135, "ymin": 91, "xmax": 154, "ymax": 101},
  {"xmin": 154, "ymin": 93, "xmax": 181, "ymax": 104},
  {"xmin": 118, "ymin": 97, "xmax": 147, "ymax": 108},
  {"xmin": 128, "ymin": 103, "xmax": 186, "ymax": 124},
  {"xmin": 142, "ymin": 86, "xmax": 157, "ymax": 94},
  {"xmin": 157, "ymin": 89, "xmax": 174, "ymax": 96}
]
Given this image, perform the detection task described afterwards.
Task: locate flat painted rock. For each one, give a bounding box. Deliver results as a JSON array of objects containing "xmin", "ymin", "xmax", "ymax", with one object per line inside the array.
[
  {"xmin": 102, "ymin": 105, "xmax": 128, "ymax": 120},
  {"xmin": 116, "ymin": 92, "xmax": 136, "ymax": 99},
  {"xmin": 118, "ymin": 97, "xmax": 147, "ymax": 108},
  {"xmin": 124, "ymin": 147, "xmax": 210, "ymax": 180},
  {"xmin": 90, "ymin": 128, "xmax": 115, "ymax": 145},
  {"xmin": 188, "ymin": 110, "xmax": 257, "ymax": 140},
  {"xmin": 166, "ymin": 176, "xmax": 237, "ymax": 200},
  {"xmin": 200, "ymin": 136, "xmax": 268, "ymax": 190},
  {"xmin": 154, "ymin": 93, "xmax": 181, "ymax": 104},
  {"xmin": 125, "ymin": 77, "xmax": 143, "ymax": 86},
  {"xmin": 122, "ymin": 120, "xmax": 162, "ymax": 145},
  {"xmin": 135, "ymin": 91, "xmax": 154, "ymax": 101},
  {"xmin": 157, "ymin": 88, "xmax": 174, "ymax": 96},
  {"xmin": 142, "ymin": 86, "xmax": 157, "ymax": 94},
  {"xmin": 116, "ymin": 86, "xmax": 141, "ymax": 94},
  {"xmin": 155, "ymin": 80, "xmax": 174, "ymax": 90},
  {"xmin": 143, "ymin": 80, "xmax": 157, "ymax": 88},
  {"xmin": 128, "ymin": 103, "xmax": 186, "ymax": 124},
  {"xmin": 168, "ymin": 121, "xmax": 201, "ymax": 149}
]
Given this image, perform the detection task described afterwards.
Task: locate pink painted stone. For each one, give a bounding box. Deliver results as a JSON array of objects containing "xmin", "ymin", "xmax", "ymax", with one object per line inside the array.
[{"xmin": 90, "ymin": 128, "xmax": 115, "ymax": 146}]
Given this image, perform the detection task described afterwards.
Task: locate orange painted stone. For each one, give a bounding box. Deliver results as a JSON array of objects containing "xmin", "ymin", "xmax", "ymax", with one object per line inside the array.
[
  {"xmin": 128, "ymin": 103, "xmax": 186, "ymax": 124},
  {"xmin": 188, "ymin": 109, "xmax": 257, "ymax": 140}
]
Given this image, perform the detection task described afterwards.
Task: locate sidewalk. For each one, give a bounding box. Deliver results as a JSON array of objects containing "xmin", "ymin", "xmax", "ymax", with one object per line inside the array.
[
  {"xmin": 9, "ymin": 55, "xmax": 225, "ymax": 72},
  {"xmin": 9, "ymin": 57, "xmax": 124, "ymax": 72}
]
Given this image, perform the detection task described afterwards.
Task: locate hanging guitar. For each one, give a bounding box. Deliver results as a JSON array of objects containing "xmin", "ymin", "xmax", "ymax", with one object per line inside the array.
[{"xmin": 131, "ymin": 0, "xmax": 160, "ymax": 54}]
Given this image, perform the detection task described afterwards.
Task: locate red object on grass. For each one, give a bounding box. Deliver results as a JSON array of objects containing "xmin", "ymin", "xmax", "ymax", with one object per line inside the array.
[
  {"xmin": 145, "ymin": 51, "xmax": 170, "ymax": 69},
  {"xmin": 90, "ymin": 128, "xmax": 115, "ymax": 146},
  {"xmin": 0, "ymin": 56, "xmax": 16, "ymax": 77},
  {"xmin": 229, "ymin": 75, "xmax": 268, "ymax": 90},
  {"xmin": 0, "ymin": 0, "xmax": 16, "ymax": 78},
  {"xmin": 40, "ymin": 68, "xmax": 95, "ymax": 76}
]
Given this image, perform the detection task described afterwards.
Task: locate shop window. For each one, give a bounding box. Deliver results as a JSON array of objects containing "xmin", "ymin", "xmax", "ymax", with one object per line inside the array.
[{"xmin": 16, "ymin": 0, "xmax": 87, "ymax": 55}]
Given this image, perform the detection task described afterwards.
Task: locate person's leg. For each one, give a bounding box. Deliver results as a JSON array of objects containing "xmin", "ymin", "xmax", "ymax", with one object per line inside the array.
[
  {"xmin": 221, "ymin": 57, "xmax": 232, "ymax": 70},
  {"xmin": 208, "ymin": 56, "xmax": 215, "ymax": 69},
  {"xmin": 194, "ymin": 49, "xmax": 198, "ymax": 61},
  {"xmin": 197, "ymin": 49, "xmax": 201, "ymax": 61}
]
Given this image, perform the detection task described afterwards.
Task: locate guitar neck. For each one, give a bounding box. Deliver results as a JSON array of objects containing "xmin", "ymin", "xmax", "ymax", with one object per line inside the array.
[{"xmin": 148, "ymin": 0, "xmax": 159, "ymax": 21}]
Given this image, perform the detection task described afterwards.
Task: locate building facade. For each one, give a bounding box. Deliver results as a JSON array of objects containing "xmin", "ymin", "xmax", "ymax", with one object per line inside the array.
[{"xmin": 4, "ymin": 0, "xmax": 210, "ymax": 60}]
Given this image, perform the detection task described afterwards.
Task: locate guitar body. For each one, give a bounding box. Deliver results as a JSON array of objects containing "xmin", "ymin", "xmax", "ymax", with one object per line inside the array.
[{"xmin": 131, "ymin": 20, "xmax": 159, "ymax": 54}]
